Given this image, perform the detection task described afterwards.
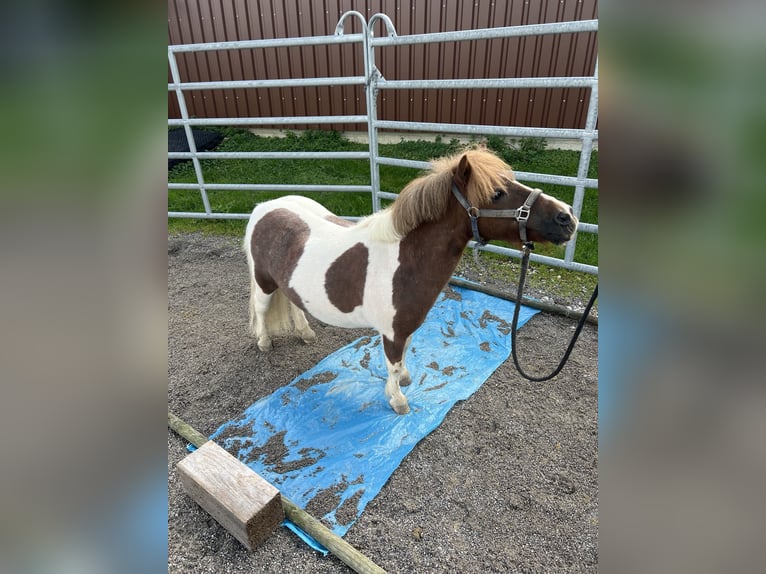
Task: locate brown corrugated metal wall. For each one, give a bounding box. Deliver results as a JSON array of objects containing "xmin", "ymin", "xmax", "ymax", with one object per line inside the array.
[{"xmin": 168, "ymin": 1, "xmax": 597, "ymax": 131}]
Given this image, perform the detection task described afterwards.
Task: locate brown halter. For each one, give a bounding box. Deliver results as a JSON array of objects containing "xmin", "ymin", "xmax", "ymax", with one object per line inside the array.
[{"xmin": 450, "ymin": 179, "xmax": 542, "ymax": 247}]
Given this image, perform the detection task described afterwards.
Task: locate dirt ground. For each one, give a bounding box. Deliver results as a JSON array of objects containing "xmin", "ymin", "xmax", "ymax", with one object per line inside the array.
[{"xmin": 168, "ymin": 232, "xmax": 598, "ymax": 573}]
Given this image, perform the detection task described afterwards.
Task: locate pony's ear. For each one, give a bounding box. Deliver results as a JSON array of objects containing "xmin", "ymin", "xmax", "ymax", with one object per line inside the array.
[{"xmin": 454, "ymin": 153, "xmax": 472, "ymax": 188}]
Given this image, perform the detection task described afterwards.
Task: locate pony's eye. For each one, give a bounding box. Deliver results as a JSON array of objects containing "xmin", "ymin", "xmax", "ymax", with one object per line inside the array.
[{"xmin": 492, "ymin": 190, "xmax": 505, "ymax": 202}]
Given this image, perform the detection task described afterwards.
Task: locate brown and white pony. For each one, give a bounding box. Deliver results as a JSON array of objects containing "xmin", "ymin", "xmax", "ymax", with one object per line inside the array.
[{"xmin": 244, "ymin": 149, "xmax": 577, "ymax": 414}]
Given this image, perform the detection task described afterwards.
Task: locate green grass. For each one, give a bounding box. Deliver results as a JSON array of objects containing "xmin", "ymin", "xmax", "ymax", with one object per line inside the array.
[{"xmin": 168, "ymin": 128, "xmax": 598, "ymax": 266}]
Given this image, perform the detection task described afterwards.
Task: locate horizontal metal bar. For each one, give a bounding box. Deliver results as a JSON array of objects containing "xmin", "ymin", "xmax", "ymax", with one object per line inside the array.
[
  {"xmin": 378, "ymin": 77, "xmax": 596, "ymax": 90},
  {"xmin": 169, "ymin": 211, "xmax": 365, "ymax": 222},
  {"xmin": 168, "ymin": 211, "xmax": 252, "ymax": 220},
  {"xmin": 513, "ymin": 172, "xmax": 599, "ymax": 189},
  {"xmin": 168, "ymin": 116, "xmax": 369, "ymax": 127},
  {"xmin": 168, "ymin": 76, "xmax": 365, "ymax": 91},
  {"xmin": 474, "ymin": 242, "xmax": 598, "ymax": 275},
  {"xmin": 376, "ymin": 157, "xmax": 431, "ymax": 170},
  {"xmin": 576, "ymin": 223, "xmax": 598, "ymax": 234},
  {"xmin": 374, "ymin": 158, "xmax": 598, "ymax": 190},
  {"xmin": 168, "ymin": 183, "xmax": 371, "ymax": 193},
  {"xmin": 169, "ymin": 33, "xmax": 364, "ymax": 53},
  {"xmin": 371, "ymin": 20, "xmax": 598, "ymax": 47},
  {"xmin": 168, "ymin": 151, "xmax": 370, "ymax": 160},
  {"xmin": 375, "ymin": 120, "xmax": 596, "ymax": 140}
]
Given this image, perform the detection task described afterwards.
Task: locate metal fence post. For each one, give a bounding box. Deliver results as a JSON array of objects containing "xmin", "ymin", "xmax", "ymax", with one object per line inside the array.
[
  {"xmin": 366, "ymin": 14, "xmax": 397, "ymax": 213},
  {"xmin": 168, "ymin": 49, "xmax": 212, "ymax": 215},
  {"xmin": 565, "ymin": 56, "xmax": 599, "ymax": 264},
  {"xmin": 335, "ymin": 12, "xmax": 383, "ymax": 214}
]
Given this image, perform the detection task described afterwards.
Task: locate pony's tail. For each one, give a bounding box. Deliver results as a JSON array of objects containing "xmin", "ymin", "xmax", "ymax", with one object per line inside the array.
[
  {"xmin": 263, "ymin": 289, "xmax": 296, "ymax": 337},
  {"xmin": 248, "ymin": 276, "xmax": 296, "ymax": 339}
]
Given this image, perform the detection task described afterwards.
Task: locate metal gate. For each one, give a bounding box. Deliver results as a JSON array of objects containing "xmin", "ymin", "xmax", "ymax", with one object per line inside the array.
[{"xmin": 168, "ymin": 11, "xmax": 598, "ymax": 274}]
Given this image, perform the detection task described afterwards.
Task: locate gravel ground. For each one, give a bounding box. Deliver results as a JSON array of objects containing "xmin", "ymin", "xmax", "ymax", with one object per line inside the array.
[{"xmin": 168, "ymin": 232, "xmax": 598, "ymax": 573}]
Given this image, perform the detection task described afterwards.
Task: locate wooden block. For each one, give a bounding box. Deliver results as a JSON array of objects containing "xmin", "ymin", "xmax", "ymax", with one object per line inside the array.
[{"xmin": 177, "ymin": 441, "xmax": 284, "ymax": 550}]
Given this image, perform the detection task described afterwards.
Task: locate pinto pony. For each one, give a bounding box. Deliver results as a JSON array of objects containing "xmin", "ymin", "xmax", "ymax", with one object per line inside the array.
[{"xmin": 244, "ymin": 149, "xmax": 577, "ymax": 414}]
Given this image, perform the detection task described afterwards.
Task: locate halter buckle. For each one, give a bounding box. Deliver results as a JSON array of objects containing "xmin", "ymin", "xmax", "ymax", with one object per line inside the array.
[
  {"xmin": 516, "ymin": 205, "xmax": 531, "ymax": 223},
  {"xmin": 467, "ymin": 206, "xmax": 480, "ymax": 219}
]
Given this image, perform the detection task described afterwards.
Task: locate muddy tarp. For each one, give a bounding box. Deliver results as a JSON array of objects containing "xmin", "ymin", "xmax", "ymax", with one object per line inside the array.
[{"xmin": 208, "ymin": 284, "xmax": 538, "ymax": 552}]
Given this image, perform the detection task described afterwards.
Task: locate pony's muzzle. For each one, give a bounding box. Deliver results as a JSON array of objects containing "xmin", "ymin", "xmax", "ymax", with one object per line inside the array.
[{"xmin": 550, "ymin": 208, "xmax": 578, "ymax": 244}]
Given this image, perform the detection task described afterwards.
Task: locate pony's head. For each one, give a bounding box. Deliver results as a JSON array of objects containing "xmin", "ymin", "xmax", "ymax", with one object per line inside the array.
[
  {"xmin": 389, "ymin": 148, "xmax": 578, "ymax": 246},
  {"xmin": 451, "ymin": 150, "xmax": 578, "ymax": 246}
]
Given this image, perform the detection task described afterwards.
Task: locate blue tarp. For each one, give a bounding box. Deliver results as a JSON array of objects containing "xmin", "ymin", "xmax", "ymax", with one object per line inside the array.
[{"xmin": 209, "ymin": 284, "xmax": 538, "ymax": 552}]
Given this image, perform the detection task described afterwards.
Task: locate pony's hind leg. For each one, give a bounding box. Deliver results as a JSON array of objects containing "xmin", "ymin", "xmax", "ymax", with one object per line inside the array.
[
  {"xmin": 290, "ymin": 304, "xmax": 316, "ymax": 345},
  {"xmin": 249, "ymin": 277, "xmax": 275, "ymax": 352}
]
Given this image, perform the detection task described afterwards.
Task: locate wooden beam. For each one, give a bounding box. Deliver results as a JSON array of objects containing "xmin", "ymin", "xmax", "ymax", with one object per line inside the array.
[
  {"xmin": 169, "ymin": 412, "xmax": 387, "ymax": 573},
  {"xmin": 281, "ymin": 496, "xmax": 386, "ymax": 574},
  {"xmin": 168, "ymin": 411, "xmax": 208, "ymax": 448},
  {"xmin": 176, "ymin": 440, "xmax": 284, "ymax": 550},
  {"xmin": 448, "ymin": 276, "xmax": 598, "ymax": 325}
]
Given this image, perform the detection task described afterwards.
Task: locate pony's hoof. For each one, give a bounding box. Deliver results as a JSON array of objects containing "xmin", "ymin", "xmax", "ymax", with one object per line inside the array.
[
  {"xmin": 257, "ymin": 338, "xmax": 273, "ymax": 352},
  {"xmin": 390, "ymin": 397, "xmax": 410, "ymax": 415},
  {"xmin": 301, "ymin": 331, "xmax": 317, "ymax": 345}
]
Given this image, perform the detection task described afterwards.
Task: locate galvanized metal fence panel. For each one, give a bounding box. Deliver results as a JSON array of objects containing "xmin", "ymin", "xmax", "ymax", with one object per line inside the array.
[
  {"xmin": 168, "ymin": 12, "xmax": 598, "ymax": 274},
  {"xmin": 168, "ymin": 0, "xmax": 599, "ymax": 130}
]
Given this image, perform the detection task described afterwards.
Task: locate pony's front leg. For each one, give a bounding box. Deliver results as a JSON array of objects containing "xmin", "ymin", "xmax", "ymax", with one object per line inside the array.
[
  {"xmin": 384, "ymin": 359, "xmax": 410, "ymax": 415},
  {"xmin": 382, "ymin": 335, "xmax": 412, "ymax": 415}
]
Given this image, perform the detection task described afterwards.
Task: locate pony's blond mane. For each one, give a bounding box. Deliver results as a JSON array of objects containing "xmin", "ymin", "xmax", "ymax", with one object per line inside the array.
[{"xmin": 386, "ymin": 149, "xmax": 513, "ymax": 238}]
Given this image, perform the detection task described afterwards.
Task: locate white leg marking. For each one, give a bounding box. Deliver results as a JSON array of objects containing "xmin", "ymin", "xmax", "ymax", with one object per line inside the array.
[
  {"xmin": 385, "ymin": 358, "xmax": 410, "ymax": 415},
  {"xmin": 251, "ymin": 281, "xmax": 274, "ymax": 352}
]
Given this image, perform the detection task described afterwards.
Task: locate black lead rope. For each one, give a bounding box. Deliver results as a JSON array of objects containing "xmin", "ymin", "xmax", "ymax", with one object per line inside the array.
[
  {"xmin": 450, "ymin": 178, "xmax": 597, "ymax": 380},
  {"xmin": 510, "ymin": 244, "xmax": 598, "ymax": 382}
]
